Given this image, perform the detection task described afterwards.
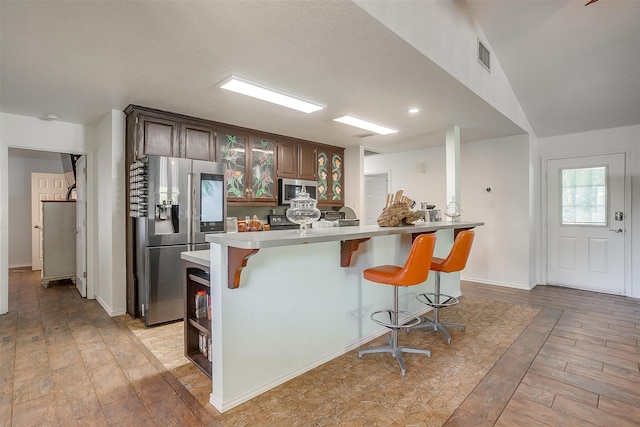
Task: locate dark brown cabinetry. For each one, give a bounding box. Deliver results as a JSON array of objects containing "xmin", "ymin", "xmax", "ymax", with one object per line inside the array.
[
  {"xmin": 277, "ymin": 139, "xmax": 317, "ymax": 181},
  {"xmin": 184, "ymin": 262, "xmax": 212, "ymax": 378},
  {"xmin": 124, "ymin": 105, "xmax": 345, "ymax": 316},
  {"xmin": 217, "ymin": 128, "xmax": 277, "ymax": 205},
  {"xmin": 180, "ymin": 121, "xmax": 216, "ymax": 161},
  {"xmin": 317, "ymin": 146, "xmax": 344, "ymax": 206},
  {"xmin": 136, "ymin": 114, "xmax": 180, "ymax": 158}
]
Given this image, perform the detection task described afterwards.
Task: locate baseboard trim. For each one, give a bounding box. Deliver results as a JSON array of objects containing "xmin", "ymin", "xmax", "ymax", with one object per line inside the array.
[
  {"xmin": 462, "ymin": 276, "xmax": 532, "ymax": 291},
  {"xmin": 95, "ymin": 295, "xmax": 126, "ymax": 317}
]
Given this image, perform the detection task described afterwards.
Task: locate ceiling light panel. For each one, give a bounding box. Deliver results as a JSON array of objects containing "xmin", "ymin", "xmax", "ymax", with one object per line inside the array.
[
  {"xmin": 220, "ymin": 75, "xmax": 325, "ymax": 114},
  {"xmin": 333, "ymin": 115, "xmax": 398, "ymax": 135}
]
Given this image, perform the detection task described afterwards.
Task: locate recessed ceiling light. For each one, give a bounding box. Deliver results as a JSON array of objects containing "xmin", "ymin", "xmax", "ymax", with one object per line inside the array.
[
  {"xmin": 41, "ymin": 113, "xmax": 59, "ymax": 121},
  {"xmin": 219, "ymin": 75, "xmax": 325, "ymax": 114},
  {"xmin": 333, "ymin": 115, "xmax": 398, "ymax": 135},
  {"xmin": 408, "ymin": 108, "xmax": 420, "ymax": 114}
]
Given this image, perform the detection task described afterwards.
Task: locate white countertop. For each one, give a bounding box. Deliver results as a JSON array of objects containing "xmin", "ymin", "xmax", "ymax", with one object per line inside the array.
[
  {"xmin": 205, "ymin": 220, "xmax": 483, "ymax": 249},
  {"xmin": 180, "ymin": 249, "xmax": 210, "ymax": 267}
]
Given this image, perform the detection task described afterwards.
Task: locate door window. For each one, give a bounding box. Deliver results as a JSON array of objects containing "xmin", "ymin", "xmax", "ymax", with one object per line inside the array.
[{"xmin": 560, "ymin": 166, "xmax": 606, "ymax": 225}]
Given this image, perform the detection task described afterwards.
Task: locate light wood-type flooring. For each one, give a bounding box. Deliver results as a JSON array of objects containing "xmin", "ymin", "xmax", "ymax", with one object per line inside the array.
[{"xmin": 1, "ymin": 268, "xmax": 639, "ymax": 426}]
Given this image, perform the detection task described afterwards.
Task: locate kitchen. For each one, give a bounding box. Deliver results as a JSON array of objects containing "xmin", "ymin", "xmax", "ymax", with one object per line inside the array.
[{"xmin": 1, "ymin": 1, "xmax": 639, "ymax": 425}]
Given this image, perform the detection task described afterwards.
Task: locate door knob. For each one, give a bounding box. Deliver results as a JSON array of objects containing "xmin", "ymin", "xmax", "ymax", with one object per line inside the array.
[
  {"xmin": 609, "ymin": 228, "xmax": 623, "ymax": 233},
  {"xmin": 34, "ymin": 225, "xmax": 41, "ymax": 229}
]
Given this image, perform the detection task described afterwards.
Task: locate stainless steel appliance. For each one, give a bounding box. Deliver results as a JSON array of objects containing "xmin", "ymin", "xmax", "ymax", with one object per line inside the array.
[
  {"xmin": 130, "ymin": 155, "xmax": 226, "ymax": 326},
  {"xmin": 40, "ymin": 200, "xmax": 76, "ymax": 287},
  {"xmin": 278, "ymin": 178, "xmax": 317, "ymax": 205},
  {"xmin": 321, "ymin": 210, "xmax": 344, "ymax": 221}
]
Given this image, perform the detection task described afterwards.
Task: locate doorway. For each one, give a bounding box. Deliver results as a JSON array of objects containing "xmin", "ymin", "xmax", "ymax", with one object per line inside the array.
[
  {"xmin": 8, "ymin": 148, "xmax": 91, "ymax": 297},
  {"xmin": 364, "ymin": 172, "xmax": 389, "ymax": 226},
  {"xmin": 545, "ymin": 153, "xmax": 627, "ymax": 295}
]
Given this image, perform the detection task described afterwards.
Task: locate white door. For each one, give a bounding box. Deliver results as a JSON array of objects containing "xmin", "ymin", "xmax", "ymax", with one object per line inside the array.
[
  {"xmin": 75, "ymin": 156, "xmax": 87, "ymax": 297},
  {"xmin": 546, "ymin": 153, "xmax": 626, "ymax": 294},
  {"xmin": 31, "ymin": 173, "xmax": 67, "ymax": 270},
  {"xmin": 364, "ymin": 173, "xmax": 389, "ymax": 225}
]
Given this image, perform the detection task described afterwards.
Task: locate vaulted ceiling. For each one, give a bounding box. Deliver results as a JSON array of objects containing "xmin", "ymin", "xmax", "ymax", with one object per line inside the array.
[{"xmin": 1, "ymin": 1, "xmax": 638, "ymax": 153}]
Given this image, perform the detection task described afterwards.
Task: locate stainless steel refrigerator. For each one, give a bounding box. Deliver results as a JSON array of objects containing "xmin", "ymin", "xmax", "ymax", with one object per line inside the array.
[{"xmin": 130, "ymin": 155, "xmax": 226, "ymax": 326}]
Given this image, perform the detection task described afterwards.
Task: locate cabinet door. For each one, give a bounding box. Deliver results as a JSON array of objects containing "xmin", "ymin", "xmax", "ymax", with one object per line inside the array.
[
  {"xmin": 249, "ymin": 135, "xmax": 276, "ymax": 202},
  {"xmin": 276, "ymin": 139, "xmax": 297, "ymax": 178},
  {"xmin": 181, "ymin": 122, "xmax": 215, "ymax": 161},
  {"xmin": 217, "ymin": 128, "xmax": 249, "ymax": 201},
  {"xmin": 317, "ymin": 148, "xmax": 344, "ymax": 206},
  {"xmin": 138, "ymin": 115, "xmax": 179, "ymax": 158},
  {"xmin": 298, "ymin": 143, "xmax": 317, "ymax": 181},
  {"xmin": 329, "ymin": 150, "xmax": 344, "ymax": 204},
  {"xmin": 317, "ymin": 149, "xmax": 330, "ymax": 202}
]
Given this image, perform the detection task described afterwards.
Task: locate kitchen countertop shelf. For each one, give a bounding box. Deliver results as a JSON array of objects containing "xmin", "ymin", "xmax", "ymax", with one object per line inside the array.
[
  {"xmin": 206, "ymin": 221, "xmax": 483, "ymax": 249},
  {"xmin": 206, "ymin": 221, "xmax": 483, "ymax": 289}
]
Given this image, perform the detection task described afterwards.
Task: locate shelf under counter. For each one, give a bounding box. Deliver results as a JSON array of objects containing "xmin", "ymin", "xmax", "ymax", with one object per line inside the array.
[{"xmin": 182, "ymin": 255, "xmax": 212, "ymax": 379}]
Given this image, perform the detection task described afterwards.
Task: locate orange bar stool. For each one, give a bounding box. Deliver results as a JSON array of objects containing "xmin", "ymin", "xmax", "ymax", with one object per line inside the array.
[
  {"xmin": 358, "ymin": 233, "xmax": 437, "ymax": 377},
  {"xmin": 411, "ymin": 230, "xmax": 475, "ymax": 344}
]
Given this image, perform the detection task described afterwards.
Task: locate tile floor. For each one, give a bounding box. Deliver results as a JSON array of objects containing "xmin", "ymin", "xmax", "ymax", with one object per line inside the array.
[{"xmin": 1, "ymin": 267, "xmax": 543, "ymax": 426}]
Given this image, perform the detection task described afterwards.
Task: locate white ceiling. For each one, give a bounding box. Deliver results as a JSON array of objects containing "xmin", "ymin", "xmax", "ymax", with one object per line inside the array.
[
  {"xmin": 1, "ymin": 1, "xmax": 638, "ymax": 153},
  {"xmin": 467, "ymin": 0, "xmax": 640, "ymax": 138}
]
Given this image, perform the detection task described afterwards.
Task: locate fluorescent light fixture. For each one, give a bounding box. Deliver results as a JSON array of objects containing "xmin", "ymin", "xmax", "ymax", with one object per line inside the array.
[
  {"xmin": 333, "ymin": 115, "xmax": 398, "ymax": 135},
  {"xmin": 408, "ymin": 108, "xmax": 420, "ymax": 114},
  {"xmin": 219, "ymin": 75, "xmax": 324, "ymax": 113}
]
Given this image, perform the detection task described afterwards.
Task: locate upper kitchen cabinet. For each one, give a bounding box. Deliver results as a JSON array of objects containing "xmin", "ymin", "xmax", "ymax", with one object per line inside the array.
[
  {"xmin": 132, "ymin": 111, "xmax": 180, "ymax": 159},
  {"xmin": 125, "ymin": 105, "xmax": 215, "ymax": 161},
  {"xmin": 217, "ymin": 127, "xmax": 277, "ymax": 205},
  {"xmin": 317, "ymin": 146, "xmax": 344, "ymax": 207},
  {"xmin": 179, "ymin": 121, "xmax": 216, "ymax": 161},
  {"xmin": 276, "ymin": 139, "xmax": 317, "ymax": 181}
]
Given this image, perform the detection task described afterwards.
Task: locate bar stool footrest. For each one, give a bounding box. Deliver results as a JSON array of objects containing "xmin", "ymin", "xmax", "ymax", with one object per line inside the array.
[
  {"xmin": 370, "ymin": 309, "xmax": 421, "ymax": 329},
  {"xmin": 416, "ymin": 292, "xmax": 459, "ymax": 309}
]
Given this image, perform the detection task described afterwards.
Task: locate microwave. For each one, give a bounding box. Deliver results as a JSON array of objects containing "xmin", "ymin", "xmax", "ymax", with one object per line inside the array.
[{"xmin": 278, "ymin": 178, "xmax": 317, "ymax": 205}]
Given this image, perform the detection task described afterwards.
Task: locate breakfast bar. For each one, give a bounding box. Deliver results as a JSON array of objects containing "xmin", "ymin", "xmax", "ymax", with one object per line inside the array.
[{"xmin": 204, "ymin": 221, "xmax": 483, "ymax": 412}]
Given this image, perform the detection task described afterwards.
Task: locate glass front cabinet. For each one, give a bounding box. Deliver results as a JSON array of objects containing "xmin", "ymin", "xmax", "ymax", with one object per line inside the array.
[
  {"xmin": 217, "ymin": 127, "xmax": 276, "ymax": 205},
  {"xmin": 317, "ymin": 146, "xmax": 344, "ymax": 207}
]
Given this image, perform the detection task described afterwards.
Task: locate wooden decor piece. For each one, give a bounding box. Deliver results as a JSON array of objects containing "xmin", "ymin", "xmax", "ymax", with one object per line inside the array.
[{"xmin": 377, "ymin": 189, "xmax": 423, "ymax": 227}]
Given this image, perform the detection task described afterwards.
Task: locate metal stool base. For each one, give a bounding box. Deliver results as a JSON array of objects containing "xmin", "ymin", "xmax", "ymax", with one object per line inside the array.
[
  {"xmin": 411, "ymin": 271, "xmax": 465, "ymax": 345},
  {"xmin": 410, "ymin": 315, "xmax": 465, "ymax": 345},
  {"xmin": 359, "ymin": 286, "xmax": 431, "ymax": 377},
  {"xmin": 359, "ymin": 337, "xmax": 431, "ymax": 377}
]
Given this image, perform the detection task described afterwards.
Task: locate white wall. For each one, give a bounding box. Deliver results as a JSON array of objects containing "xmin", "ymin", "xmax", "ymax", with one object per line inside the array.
[
  {"xmin": 7, "ymin": 149, "xmax": 65, "ymax": 267},
  {"xmin": 365, "ymin": 145, "xmax": 448, "ymax": 211},
  {"xmin": 538, "ymin": 125, "xmax": 640, "ymax": 298},
  {"xmin": 344, "ymin": 145, "xmax": 365, "ymax": 219},
  {"xmin": 0, "ymin": 111, "xmax": 126, "ymax": 315},
  {"xmin": 364, "ymin": 135, "xmax": 531, "ymax": 289},
  {"xmin": 92, "ymin": 110, "xmax": 127, "ymax": 315},
  {"xmin": 461, "ymin": 135, "xmax": 530, "ymax": 288}
]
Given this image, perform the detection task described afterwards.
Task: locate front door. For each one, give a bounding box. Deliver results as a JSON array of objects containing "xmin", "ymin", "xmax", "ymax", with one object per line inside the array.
[
  {"xmin": 31, "ymin": 173, "xmax": 67, "ymax": 271},
  {"xmin": 546, "ymin": 153, "xmax": 626, "ymax": 294}
]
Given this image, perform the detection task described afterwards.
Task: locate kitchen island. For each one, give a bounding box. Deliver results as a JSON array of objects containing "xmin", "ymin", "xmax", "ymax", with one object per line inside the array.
[{"xmin": 204, "ymin": 221, "xmax": 482, "ymax": 412}]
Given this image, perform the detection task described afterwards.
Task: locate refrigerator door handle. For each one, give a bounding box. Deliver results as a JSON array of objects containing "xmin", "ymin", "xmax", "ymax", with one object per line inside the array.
[{"xmin": 187, "ymin": 171, "xmax": 194, "ymax": 246}]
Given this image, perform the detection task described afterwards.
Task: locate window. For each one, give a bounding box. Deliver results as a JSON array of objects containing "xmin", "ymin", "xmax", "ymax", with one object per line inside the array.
[{"xmin": 561, "ymin": 166, "xmax": 606, "ymax": 225}]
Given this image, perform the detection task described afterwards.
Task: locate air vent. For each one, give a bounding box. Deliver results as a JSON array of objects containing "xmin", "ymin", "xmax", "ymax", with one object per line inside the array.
[
  {"xmin": 364, "ymin": 150, "xmax": 380, "ymax": 156},
  {"xmin": 478, "ymin": 39, "xmax": 490, "ymax": 72},
  {"xmin": 355, "ymin": 132, "xmax": 375, "ymax": 138}
]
